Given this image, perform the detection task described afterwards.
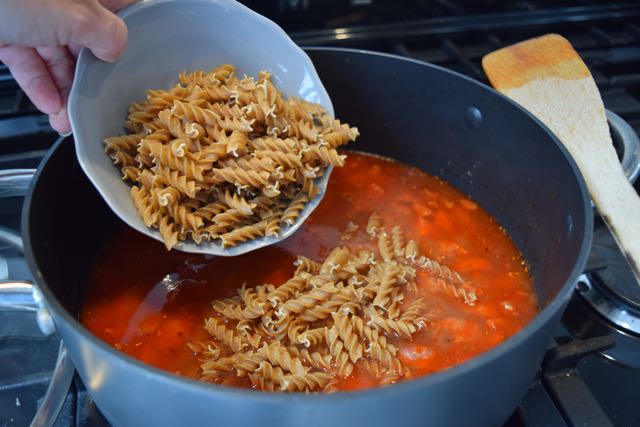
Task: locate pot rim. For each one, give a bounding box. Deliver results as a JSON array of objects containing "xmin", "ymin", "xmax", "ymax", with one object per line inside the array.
[{"xmin": 22, "ymin": 47, "xmax": 593, "ymax": 403}]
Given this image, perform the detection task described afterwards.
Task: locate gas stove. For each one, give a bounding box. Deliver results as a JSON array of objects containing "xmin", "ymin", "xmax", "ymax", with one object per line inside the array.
[{"xmin": 2, "ymin": 1, "xmax": 640, "ymax": 426}]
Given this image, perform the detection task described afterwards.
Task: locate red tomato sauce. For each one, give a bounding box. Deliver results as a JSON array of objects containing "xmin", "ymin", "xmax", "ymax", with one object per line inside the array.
[{"xmin": 81, "ymin": 152, "xmax": 537, "ymax": 389}]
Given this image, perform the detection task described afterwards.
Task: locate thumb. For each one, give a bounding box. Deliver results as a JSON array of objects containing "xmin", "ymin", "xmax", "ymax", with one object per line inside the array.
[{"xmin": 69, "ymin": 2, "xmax": 128, "ymax": 62}]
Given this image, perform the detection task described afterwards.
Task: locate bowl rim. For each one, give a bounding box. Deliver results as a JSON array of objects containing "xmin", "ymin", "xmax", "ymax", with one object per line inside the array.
[{"xmin": 27, "ymin": 47, "xmax": 593, "ymax": 403}]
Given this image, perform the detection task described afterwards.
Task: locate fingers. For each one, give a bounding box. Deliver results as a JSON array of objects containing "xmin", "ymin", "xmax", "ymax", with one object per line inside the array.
[
  {"xmin": 68, "ymin": 1, "xmax": 128, "ymax": 62},
  {"xmin": 68, "ymin": 44, "xmax": 82, "ymax": 59},
  {"xmin": 36, "ymin": 46, "xmax": 74, "ymax": 97},
  {"xmin": 0, "ymin": 0, "xmax": 135, "ymax": 133},
  {"xmin": 0, "ymin": 45, "xmax": 75, "ymax": 133},
  {"xmin": 0, "ymin": 0, "xmax": 129, "ymax": 61},
  {"xmin": 37, "ymin": 46, "xmax": 75, "ymax": 134},
  {"xmin": 0, "ymin": 46, "xmax": 61, "ymax": 115},
  {"xmin": 49, "ymin": 109, "xmax": 71, "ymax": 134},
  {"xmin": 99, "ymin": 0, "xmax": 139, "ymax": 12}
]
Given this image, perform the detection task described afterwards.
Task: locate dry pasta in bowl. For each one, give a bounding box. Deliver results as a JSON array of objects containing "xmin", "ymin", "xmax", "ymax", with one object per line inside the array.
[{"xmin": 103, "ymin": 64, "xmax": 359, "ymax": 250}]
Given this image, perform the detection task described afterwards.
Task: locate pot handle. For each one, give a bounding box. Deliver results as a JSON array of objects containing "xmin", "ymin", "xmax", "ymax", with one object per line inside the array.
[
  {"xmin": 0, "ymin": 225, "xmax": 55, "ymax": 332},
  {"xmin": 0, "ymin": 280, "xmax": 56, "ymax": 334},
  {"xmin": 0, "ymin": 226, "xmax": 74, "ymax": 427},
  {"xmin": 0, "ymin": 280, "xmax": 75, "ymax": 427},
  {"xmin": 0, "ymin": 280, "xmax": 37, "ymax": 310}
]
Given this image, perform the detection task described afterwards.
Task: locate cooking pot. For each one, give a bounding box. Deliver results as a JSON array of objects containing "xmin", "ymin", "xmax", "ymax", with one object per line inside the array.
[{"xmin": 16, "ymin": 48, "xmax": 593, "ymax": 426}]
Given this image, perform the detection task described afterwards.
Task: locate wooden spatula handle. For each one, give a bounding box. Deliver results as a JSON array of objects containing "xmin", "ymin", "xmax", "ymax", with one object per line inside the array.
[{"xmin": 482, "ymin": 34, "xmax": 640, "ymax": 286}]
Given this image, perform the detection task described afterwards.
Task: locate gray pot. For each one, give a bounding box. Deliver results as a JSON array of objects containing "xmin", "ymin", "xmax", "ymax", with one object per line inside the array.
[{"xmin": 20, "ymin": 49, "xmax": 593, "ymax": 426}]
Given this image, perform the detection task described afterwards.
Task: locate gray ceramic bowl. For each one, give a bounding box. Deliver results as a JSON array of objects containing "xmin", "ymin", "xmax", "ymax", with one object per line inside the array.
[{"xmin": 68, "ymin": 0, "xmax": 334, "ymax": 256}]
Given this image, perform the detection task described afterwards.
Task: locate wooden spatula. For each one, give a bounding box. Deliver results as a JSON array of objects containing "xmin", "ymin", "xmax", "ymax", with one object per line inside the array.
[{"xmin": 482, "ymin": 34, "xmax": 640, "ymax": 285}]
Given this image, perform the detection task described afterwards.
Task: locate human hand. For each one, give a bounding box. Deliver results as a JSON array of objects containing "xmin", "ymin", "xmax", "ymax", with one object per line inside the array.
[{"xmin": 0, "ymin": 0, "xmax": 137, "ymax": 134}]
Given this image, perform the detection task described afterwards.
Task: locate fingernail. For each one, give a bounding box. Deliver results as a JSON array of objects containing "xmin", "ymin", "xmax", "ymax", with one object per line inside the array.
[
  {"xmin": 51, "ymin": 108, "xmax": 65, "ymax": 118},
  {"xmin": 50, "ymin": 108, "xmax": 71, "ymax": 136}
]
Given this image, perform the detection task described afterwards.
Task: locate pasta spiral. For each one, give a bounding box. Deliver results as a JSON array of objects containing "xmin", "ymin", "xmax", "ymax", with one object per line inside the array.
[
  {"xmin": 219, "ymin": 221, "xmax": 267, "ymax": 248},
  {"xmin": 331, "ymin": 312, "xmax": 363, "ymax": 363},
  {"xmin": 325, "ymin": 325, "xmax": 353, "ymax": 377},
  {"xmin": 416, "ymin": 256, "xmax": 466, "ymax": 285},
  {"xmin": 204, "ymin": 317, "xmax": 247, "ymax": 353},
  {"xmin": 267, "ymin": 276, "xmax": 308, "ymax": 306},
  {"xmin": 280, "ymin": 373, "xmax": 332, "ymax": 392},
  {"xmin": 391, "ymin": 225, "xmax": 406, "ymax": 258},
  {"xmin": 280, "ymin": 192, "xmax": 309, "ymax": 226},
  {"xmin": 294, "ymin": 256, "xmax": 321, "ymax": 275},
  {"xmin": 257, "ymin": 341, "xmax": 308, "ymax": 375},
  {"xmin": 281, "ymin": 283, "xmax": 338, "ymax": 315}
]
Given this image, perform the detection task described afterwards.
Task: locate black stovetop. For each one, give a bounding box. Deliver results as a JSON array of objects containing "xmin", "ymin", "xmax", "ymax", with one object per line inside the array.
[{"xmin": 1, "ymin": 1, "xmax": 640, "ymax": 426}]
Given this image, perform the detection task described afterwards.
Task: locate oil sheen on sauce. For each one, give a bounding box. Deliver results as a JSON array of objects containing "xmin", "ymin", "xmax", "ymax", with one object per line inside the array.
[{"xmin": 81, "ymin": 152, "xmax": 537, "ymax": 390}]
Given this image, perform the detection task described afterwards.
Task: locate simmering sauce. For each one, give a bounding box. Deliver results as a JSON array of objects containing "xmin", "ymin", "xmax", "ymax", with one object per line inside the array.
[{"xmin": 82, "ymin": 152, "xmax": 537, "ymax": 390}]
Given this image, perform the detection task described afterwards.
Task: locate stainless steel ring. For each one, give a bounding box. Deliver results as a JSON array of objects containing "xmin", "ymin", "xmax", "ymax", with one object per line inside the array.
[
  {"xmin": 576, "ymin": 274, "xmax": 640, "ymax": 335},
  {"xmin": 607, "ymin": 110, "xmax": 640, "ymax": 184}
]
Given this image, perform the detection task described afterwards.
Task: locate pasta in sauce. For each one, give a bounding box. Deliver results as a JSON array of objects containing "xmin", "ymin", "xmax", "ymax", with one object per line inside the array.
[{"xmin": 82, "ymin": 152, "xmax": 537, "ymax": 391}]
